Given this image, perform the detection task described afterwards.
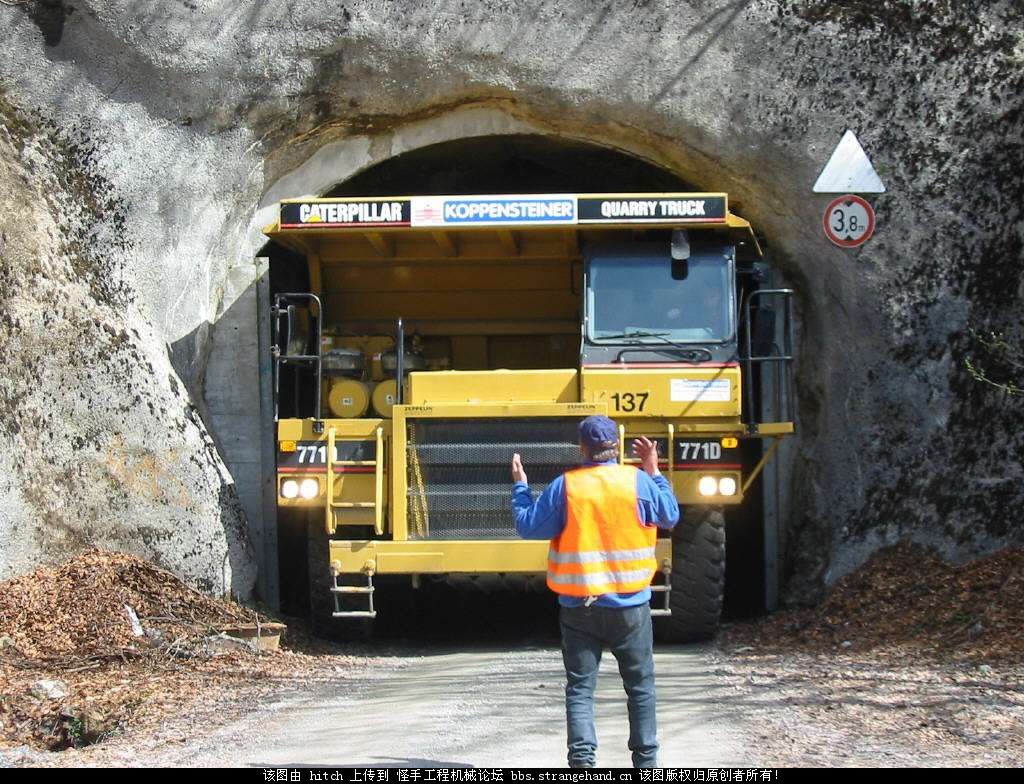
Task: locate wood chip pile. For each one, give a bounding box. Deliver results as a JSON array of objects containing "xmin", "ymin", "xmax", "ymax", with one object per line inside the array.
[
  {"xmin": 0, "ymin": 549, "xmax": 253, "ymax": 663},
  {"xmin": 724, "ymin": 542, "xmax": 1024, "ymax": 663},
  {"xmin": 0, "ymin": 549, "xmax": 353, "ymax": 753}
]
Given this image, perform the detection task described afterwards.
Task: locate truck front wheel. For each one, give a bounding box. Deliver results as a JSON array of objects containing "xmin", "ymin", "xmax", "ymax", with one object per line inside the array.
[{"xmin": 658, "ymin": 505, "xmax": 726, "ymax": 643}]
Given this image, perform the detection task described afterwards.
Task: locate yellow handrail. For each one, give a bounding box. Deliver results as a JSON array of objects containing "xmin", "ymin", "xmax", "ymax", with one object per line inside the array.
[
  {"xmin": 325, "ymin": 427, "xmax": 336, "ymax": 534},
  {"xmin": 374, "ymin": 426, "xmax": 384, "ymax": 535}
]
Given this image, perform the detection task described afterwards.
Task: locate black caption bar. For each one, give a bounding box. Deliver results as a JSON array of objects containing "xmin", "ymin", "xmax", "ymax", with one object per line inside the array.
[{"xmin": 251, "ymin": 769, "xmax": 782, "ymax": 782}]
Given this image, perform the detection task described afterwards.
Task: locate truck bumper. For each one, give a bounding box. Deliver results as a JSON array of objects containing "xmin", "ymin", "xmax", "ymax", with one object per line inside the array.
[{"xmin": 330, "ymin": 538, "xmax": 674, "ymax": 575}]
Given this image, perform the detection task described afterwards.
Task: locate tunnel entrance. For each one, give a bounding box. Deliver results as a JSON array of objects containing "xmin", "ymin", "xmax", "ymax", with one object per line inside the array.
[{"xmin": 264, "ymin": 133, "xmax": 781, "ymax": 636}]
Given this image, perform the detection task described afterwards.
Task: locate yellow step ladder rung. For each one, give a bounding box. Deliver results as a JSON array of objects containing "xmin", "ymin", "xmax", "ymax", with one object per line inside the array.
[{"xmin": 325, "ymin": 426, "xmax": 385, "ymax": 536}]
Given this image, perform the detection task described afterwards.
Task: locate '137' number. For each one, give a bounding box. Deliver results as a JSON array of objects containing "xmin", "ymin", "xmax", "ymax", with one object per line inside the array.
[{"xmin": 611, "ymin": 392, "xmax": 649, "ymax": 412}]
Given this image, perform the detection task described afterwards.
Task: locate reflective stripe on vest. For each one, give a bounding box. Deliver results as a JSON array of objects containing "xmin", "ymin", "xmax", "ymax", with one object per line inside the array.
[
  {"xmin": 547, "ymin": 464, "xmax": 658, "ymax": 597},
  {"xmin": 548, "ymin": 546, "xmax": 657, "ymax": 565}
]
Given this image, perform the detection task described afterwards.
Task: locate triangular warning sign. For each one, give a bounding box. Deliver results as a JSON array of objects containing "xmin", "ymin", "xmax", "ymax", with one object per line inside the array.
[{"xmin": 813, "ymin": 130, "xmax": 886, "ymax": 193}]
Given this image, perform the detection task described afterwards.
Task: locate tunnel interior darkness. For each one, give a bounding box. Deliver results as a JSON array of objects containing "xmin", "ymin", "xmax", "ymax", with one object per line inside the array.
[
  {"xmin": 326, "ymin": 135, "xmax": 695, "ymax": 196},
  {"xmin": 268, "ymin": 133, "xmax": 768, "ymax": 636}
]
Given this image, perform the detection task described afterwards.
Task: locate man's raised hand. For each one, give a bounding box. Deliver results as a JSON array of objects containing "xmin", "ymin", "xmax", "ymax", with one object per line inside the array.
[
  {"xmin": 631, "ymin": 436, "xmax": 661, "ymax": 477},
  {"xmin": 511, "ymin": 453, "xmax": 528, "ymax": 484}
]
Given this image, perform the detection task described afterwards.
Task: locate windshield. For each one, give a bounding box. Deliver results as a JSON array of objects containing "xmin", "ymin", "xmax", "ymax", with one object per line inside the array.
[{"xmin": 586, "ymin": 247, "xmax": 734, "ymax": 343}]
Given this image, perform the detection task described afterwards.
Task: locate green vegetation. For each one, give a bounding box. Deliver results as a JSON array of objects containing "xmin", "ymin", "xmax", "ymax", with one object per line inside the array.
[{"xmin": 965, "ymin": 328, "xmax": 1022, "ymax": 397}]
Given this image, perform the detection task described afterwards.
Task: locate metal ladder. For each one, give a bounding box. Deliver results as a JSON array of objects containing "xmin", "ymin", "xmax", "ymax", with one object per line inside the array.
[
  {"xmin": 331, "ymin": 572, "xmax": 377, "ymax": 619},
  {"xmin": 650, "ymin": 566, "xmax": 672, "ymax": 617},
  {"xmin": 325, "ymin": 426, "xmax": 384, "ymax": 619}
]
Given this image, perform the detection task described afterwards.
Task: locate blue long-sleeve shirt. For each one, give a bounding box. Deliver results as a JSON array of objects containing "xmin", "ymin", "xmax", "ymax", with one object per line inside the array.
[{"xmin": 512, "ymin": 460, "xmax": 680, "ymax": 607}]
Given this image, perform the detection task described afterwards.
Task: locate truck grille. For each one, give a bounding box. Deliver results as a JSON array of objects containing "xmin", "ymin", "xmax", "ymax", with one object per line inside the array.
[{"xmin": 406, "ymin": 418, "xmax": 582, "ymax": 540}]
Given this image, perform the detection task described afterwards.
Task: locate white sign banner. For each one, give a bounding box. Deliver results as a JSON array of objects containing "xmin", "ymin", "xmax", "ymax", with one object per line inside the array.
[
  {"xmin": 410, "ymin": 194, "xmax": 576, "ymax": 227},
  {"xmin": 670, "ymin": 379, "xmax": 731, "ymax": 402}
]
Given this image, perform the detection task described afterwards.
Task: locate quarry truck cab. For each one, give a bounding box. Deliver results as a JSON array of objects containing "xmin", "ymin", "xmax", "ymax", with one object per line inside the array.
[{"xmin": 263, "ymin": 192, "xmax": 794, "ymax": 641}]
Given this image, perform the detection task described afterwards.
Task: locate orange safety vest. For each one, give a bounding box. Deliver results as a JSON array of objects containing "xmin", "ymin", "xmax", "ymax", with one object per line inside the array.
[{"xmin": 547, "ymin": 464, "xmax": 658, "ymax": 597}]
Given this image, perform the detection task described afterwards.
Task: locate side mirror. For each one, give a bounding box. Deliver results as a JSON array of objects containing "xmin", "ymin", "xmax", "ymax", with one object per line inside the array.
[{"xmin": 670, "ymin": 228, "xmax": 690, "ymax": 260}]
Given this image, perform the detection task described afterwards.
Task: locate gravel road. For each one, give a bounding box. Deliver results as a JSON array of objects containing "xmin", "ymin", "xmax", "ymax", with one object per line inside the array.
[
  {"xmin": 7, "ymin": 643, "xmax": 1021, "ymax": 768},
  {"xmin": 10, "ymin": 644, "xmax": 748, "ymax": 768}
]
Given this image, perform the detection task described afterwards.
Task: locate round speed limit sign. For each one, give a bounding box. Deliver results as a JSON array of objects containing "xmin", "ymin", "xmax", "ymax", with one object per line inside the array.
[{"xmin": 823, "ymin": 194, "xmax": 875, "ymax": 248}]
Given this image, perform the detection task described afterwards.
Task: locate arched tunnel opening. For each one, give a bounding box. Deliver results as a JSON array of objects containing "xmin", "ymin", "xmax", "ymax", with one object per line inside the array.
[{"xmin": 263, "ymin": 133, "xmax": 783, "ymax": 642}]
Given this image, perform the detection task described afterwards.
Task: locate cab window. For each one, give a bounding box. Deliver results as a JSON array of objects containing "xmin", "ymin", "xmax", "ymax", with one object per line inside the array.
[{"xmin": 586, "ymin": 247, "xmax": 734, "ymax": 343}]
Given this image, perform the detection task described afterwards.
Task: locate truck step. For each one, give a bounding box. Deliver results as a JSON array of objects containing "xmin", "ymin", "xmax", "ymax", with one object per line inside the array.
[
  {"xmin": 332, "ymin": 571, "xmax": 376, "ymax": 618},
  {"xmin": 651, "ymin": 567, "xmax": 672, "ymax": 615},
  {"xmin": 332, "ymin": 611, "xmax": 378, "ymax": 619}
]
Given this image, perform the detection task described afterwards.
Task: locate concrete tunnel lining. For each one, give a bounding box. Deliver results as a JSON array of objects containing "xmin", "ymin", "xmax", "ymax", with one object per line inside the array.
[{"xmin": 223, "ymin": 110, "xmax": 798, "ymax": 616}]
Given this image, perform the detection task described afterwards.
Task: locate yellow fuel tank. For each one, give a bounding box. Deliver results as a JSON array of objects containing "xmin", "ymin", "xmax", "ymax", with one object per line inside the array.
[
  {"xmin": 371, "ymin": 379, "xmax": 404, "ymax": 418},
  {"xmin": 327, "ymin": 379, "xmax": 370, "ymax": 418}
]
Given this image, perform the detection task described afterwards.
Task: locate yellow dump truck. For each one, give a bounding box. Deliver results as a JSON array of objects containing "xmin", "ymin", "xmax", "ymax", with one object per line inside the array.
[{"xmin": 264, "ymin": 192, "xmax": 793, "ymax": 641}]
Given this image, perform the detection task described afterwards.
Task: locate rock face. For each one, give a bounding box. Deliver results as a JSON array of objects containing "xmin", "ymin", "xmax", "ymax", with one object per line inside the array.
[
  {"xmin": 0, "ymin": 95, "xmax": 255, "ymax": 596},
  {"xmin": 1, "ymin": 0, "xmax": 1021, "ymax": 603}
]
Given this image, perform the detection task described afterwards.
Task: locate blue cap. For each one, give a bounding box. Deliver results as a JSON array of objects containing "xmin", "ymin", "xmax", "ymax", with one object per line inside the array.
[{"xmin": 579, "ymin": 415, "xmax": 619, "ymax": 448}]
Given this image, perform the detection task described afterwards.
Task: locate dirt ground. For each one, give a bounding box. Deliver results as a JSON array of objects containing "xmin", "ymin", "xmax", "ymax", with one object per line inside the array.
[{"xmin": 2, "ymin": 544, "xmax": 1022, "ymax": 767}]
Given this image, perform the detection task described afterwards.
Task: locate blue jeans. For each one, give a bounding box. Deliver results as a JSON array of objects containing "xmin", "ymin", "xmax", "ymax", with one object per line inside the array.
[{"xmin": 559, "ymin": 603, "xmax": 658, "ymax": 768}]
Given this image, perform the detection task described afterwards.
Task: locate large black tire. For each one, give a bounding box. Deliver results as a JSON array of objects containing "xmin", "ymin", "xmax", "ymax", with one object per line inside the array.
[
  {"xmin": 657, "ymin": 505, "xmax": 726, "ymax": 643},
  {"xmin": 307, "ymin": 520, "xmax": 375, "ymax": 641}
]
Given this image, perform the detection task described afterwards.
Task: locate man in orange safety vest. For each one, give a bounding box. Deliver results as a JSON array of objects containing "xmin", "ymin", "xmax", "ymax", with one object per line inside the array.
[{"xmin": 511, "ymin": 415, "xmax": 680, "ymax": 768}]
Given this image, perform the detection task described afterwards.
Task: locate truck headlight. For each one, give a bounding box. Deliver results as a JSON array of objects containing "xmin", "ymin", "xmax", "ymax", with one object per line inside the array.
[
  {"xmin": 280, "ymin": 479, "xmax": 299, "ymax": 499},
  {"xmin": 299, "ymin": 478, "xmax": 320, "ymax": 499},
  {"xmin": 698, "ymin": 476, "xmax": 718, "ymax": 496},
  {"xmin": 718, "ymin": 477, "xmax": 737, "ymax": 496}
]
